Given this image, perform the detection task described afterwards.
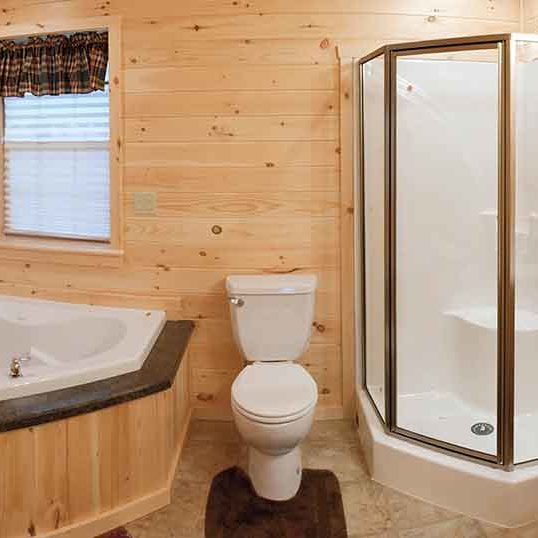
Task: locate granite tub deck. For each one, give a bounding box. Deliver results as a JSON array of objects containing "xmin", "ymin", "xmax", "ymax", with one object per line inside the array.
[
  {"xmin": 0, "ymin": 320, "xmax": 194, "ymax": 538},
  {"xmin": 0, "ymin": 320, "xmax": 194, "ymax": 432}
]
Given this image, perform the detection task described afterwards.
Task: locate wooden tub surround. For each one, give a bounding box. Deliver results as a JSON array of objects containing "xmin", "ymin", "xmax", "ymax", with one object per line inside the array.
[{"xmin": 0, "ymin": 321, "xmax": 194, "ymax": 538}]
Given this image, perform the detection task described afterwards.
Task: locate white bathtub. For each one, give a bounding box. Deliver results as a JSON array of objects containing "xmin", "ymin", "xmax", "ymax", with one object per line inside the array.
[{"xmin": 0, "ymin": 296, "xmax": 166, "ymax": 401}]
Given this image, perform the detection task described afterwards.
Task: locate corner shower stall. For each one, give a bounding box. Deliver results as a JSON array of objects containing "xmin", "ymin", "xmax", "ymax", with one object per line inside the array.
[{"xmin": 356, "ymin": 33, "xmax": 538, "ymax": 471}]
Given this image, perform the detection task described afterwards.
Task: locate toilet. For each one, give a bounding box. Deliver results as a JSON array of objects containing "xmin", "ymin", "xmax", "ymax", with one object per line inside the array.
[{"xmin": 226, "ymin": 274, "xmax": 318, "ymax": 501}]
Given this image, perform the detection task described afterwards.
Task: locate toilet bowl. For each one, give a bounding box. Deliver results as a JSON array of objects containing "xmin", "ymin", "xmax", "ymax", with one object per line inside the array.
[
  {"xmin": 226, "ymin": 274, "xmax": 318, "ymax": 501},
  {"xmin": 232, "ymin": 362, "xmax": 318, "ymax": 500}
]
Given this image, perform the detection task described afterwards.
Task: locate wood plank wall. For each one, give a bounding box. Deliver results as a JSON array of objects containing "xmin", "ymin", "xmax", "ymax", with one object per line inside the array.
[
  {"xmin": 0, "ymin": 0, "xmax": 521, "ymax": 420},
  {"xmin": 524, "ymin": 0, "xmax": 538, "ymax": 29}
]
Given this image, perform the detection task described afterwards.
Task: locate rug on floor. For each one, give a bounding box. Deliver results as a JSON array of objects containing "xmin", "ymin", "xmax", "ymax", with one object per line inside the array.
[
  {"xmin": 205, "ymin": 466, "xmax": 348, "ymax": 538},
  {"xmin": 96, "ymin": 527, "xmax": 132, "ymax": 538}
]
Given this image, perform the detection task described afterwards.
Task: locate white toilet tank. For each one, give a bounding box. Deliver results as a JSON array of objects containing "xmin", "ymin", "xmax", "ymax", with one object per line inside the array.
[{"xmin": 226, "ymin": 274, "xmax": 317, "ymax": 362}]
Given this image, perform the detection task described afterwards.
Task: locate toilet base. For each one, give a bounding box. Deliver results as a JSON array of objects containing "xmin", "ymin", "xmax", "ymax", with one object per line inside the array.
[{"xmin": 248, "ymin": 446, "xmax": 302, "ymax": 501}]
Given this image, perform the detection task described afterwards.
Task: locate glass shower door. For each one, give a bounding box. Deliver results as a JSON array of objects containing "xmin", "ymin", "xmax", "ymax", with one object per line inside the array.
[
  {"xmin": 361, "ymin": 53, "xmax": 387, "ymax": 420},
  {"xmin": 393, "ymin": 46, "xmax": 500, "ymax": 457},
  {"xmin": 514, "ymin": 40, "xmax": 538, "ymax": 464}
]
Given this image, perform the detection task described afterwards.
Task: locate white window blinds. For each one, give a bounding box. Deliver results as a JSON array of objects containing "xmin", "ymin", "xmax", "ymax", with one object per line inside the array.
[{"xmin": 3, "ymin": 87, "xmax": 110, "ymax": 241}]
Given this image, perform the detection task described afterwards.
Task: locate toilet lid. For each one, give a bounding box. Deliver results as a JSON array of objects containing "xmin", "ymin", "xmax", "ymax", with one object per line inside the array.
[{"xmin": 232, "ymin": 363, "xmax": 318, "ymax": 420}]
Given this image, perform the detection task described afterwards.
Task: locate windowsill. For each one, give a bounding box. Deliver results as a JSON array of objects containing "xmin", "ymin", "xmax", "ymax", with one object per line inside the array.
[{"xmin": 0, "ymin": 235, "xmax": 124, "ymax": 267}]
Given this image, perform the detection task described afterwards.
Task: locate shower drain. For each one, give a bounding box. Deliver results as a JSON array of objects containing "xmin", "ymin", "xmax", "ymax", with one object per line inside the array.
[{"xmin": 471, "ymin": 422, "xmax": 494, "ymax": 436}]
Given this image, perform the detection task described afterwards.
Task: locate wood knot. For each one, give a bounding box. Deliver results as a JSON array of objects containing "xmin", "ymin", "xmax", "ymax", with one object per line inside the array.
[
  {"xmin": 197, "ymin": 393, "xmax": 214, "ymax": 402},
  {"xmin": 211, "ymin": 225, "xmax": 223, "ymax": 235},
  {"xmin": 264, "ymin": 267, "xmax": 300, "ymax": 275},
  {"xmin": 313, "ymin": 322, "xmax": 326, "ymax": 333},
  {"xmin": 319, "ymin": 38, "xmax": 330, "ymax": 49}
]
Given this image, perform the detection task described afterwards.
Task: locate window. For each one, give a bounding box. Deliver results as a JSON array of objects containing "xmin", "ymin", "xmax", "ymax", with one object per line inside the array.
[
  {"xmin": 2, "ymin": 85, "xmax": 110, "ymax": 242},
  {"xmin": 0, "ymin": 19, "xmax": 122, "ymax": 256}
]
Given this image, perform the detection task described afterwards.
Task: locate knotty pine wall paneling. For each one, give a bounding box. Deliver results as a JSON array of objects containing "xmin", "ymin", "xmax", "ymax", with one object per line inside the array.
[
  {"xmin": 525, "ymin": 0, "xmax": 538, "ymax": 29},
  {"xmin": 0, "ymin": 0, "xmax": 521, "ymax": 419}
]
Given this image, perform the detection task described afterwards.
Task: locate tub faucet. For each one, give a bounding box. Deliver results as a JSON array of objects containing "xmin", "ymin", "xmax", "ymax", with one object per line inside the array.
[{"xmin": 9, "ymin": 358, "xmax": 22, "ymax": 378}]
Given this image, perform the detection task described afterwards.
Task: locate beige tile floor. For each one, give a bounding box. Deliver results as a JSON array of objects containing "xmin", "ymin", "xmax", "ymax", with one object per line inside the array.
[{"xmin": 125, "ymin": 420, "xmax": 538, "ymax": 538}]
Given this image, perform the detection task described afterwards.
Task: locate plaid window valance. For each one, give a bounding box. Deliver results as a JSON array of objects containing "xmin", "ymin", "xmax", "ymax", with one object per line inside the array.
[{"xmin": 0, "ymin": 31, "xmax": 108, "ymax": 97}]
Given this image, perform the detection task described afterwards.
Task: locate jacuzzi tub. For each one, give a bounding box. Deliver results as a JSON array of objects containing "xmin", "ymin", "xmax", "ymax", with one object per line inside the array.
[{"xmin": 0, "ymin": 296, "xmax": 166, "ymax": 401}]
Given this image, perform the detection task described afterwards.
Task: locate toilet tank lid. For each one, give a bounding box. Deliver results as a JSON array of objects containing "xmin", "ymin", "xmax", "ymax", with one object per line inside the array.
[{"xmin": 226, "ymin": 274, "xmax": 317, "ymax": 295}]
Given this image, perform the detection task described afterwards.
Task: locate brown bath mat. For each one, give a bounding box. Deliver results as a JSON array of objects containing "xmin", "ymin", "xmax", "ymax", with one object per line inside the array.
[
  {"xmin": 205, "ymin": 466, "xmax": 347, "ymax": 538},
  {"xmin": 96, "ymin": 528, "xmax": 132, "ymax": 538}
]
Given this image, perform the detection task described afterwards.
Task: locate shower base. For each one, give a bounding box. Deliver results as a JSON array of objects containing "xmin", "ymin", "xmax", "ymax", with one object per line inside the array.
[
  {"xmin": 358, "ymin": 388, "xmax": 538, "ymax": 527},
  {"xmin": 369, "ymin": 386, "xmax": 537, "ymax": 463}
]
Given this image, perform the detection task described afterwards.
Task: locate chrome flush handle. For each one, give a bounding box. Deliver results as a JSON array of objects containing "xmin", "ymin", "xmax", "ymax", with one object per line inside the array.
[{"xmin": 229, "ymin": 296, "xmax": 244, "ymax": 307}]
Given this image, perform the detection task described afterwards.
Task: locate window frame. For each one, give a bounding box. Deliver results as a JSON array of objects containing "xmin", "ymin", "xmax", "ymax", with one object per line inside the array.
[{"xmin": 0, "ymin": 16, "xmax": 123, "ymax": 264}]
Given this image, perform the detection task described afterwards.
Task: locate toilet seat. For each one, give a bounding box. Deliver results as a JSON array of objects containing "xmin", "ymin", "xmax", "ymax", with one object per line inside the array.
[
  {"xmin": 233, "ymin": 399, "xmax": 317, "ymax": 425},
  {"xmin": 232, "ymin": 362, "xmax": 318, "ymax": 425}
]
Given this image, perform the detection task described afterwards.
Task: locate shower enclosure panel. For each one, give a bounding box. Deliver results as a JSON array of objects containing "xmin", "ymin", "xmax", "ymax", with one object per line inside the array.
[
  {"xmin": 360, "ymin": 52, "xmax": 387, "ymax": 421},
  {"xmin": 356, "ymin": 34, "xmax": 538, "ymax": 469},
  {"xmin": 514, "ymin": 40, "xmax": 538, "ymax": 464},
  {"xmin": 393, "ymin": 44, "xmax": 500, "ymax": 460}
]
